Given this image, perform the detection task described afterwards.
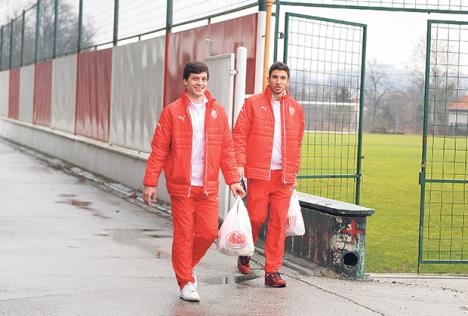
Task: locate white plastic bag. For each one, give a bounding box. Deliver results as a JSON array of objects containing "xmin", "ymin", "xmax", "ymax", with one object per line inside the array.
[
  {"xmin": 217, "ymin": 197, "xmax": 255, "ymax": 256},
  {"xmin": 285, "ymin": 190, "xmax": 305, "ymax": 237}
]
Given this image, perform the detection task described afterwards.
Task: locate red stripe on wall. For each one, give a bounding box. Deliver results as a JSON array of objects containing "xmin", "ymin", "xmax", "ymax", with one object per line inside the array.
[
  {"xmin": 165, "ymin": 13, "xmax": 257, "ymax": 104},
  {"xmin": 75, "ymin": 49, "xmax": 112, "ymax": 142},
  {"xmin": 33, "ymin": 60, "xmax": 53, "ymax": 126},
  {"xmin": 8, "ymin": 68, "xmax": 20, "ymax": 120}
]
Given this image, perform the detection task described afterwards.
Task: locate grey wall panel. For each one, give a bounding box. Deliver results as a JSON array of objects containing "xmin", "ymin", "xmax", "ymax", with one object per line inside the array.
[
  {"xmin": 0, "ymin": 71, "xmax": 9, "ymax": 117},
  {"xmin": 51, "ymin": 54, "xmax": 77, "ymax": 133},
  {"xmin": 19, "ymin": 65, "xmax": 35, "ymax": 123},
  {"xmin": 110, "ymin": 36, "xmax": 165, "ymax": 153}
]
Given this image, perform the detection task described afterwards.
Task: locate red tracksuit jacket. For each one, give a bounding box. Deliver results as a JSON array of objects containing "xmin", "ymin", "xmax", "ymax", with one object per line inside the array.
[{"xmin": 143, "ymin": 90, "xmax": 239, "ymax": 196}]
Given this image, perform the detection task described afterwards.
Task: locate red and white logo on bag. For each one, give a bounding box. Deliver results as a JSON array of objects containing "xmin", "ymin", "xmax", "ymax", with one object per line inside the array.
[{"xmin": 226, "ymin": 231, "xmax": 247, "ymax": 249}]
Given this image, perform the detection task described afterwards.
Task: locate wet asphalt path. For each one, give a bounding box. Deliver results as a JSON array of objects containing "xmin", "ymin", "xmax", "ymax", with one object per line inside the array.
[
  {"xmin": 1, "ymin": 139, "xmax": 467, "ymax": 316},
  {"xmin": 0, "ymin": 140, "xmax": 375, "ymax": 315}
]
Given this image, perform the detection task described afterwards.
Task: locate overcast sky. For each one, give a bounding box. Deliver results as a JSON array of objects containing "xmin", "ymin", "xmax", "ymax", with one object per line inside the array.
[{"xmin": 293, "ymin": 6, "xmax": 468, "ymax": 69}]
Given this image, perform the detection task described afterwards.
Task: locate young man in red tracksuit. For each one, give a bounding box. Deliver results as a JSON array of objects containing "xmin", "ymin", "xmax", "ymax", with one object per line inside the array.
[
  {"xmin": 143, "ymin": 61, "xmax": 245, "ymax": 302},
  {"xmin": 233, "ymin": 62, "xmax": 304, "ymax": 288}
]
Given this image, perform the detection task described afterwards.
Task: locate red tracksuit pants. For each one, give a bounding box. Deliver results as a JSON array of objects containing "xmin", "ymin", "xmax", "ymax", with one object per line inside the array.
[
  {"xmin": 247, "ymin": 170, "xmax": 293, "ymax": 273},
  {"xmin": 170, "ymin": 186, "xmax": 219, "ymax": 289}
]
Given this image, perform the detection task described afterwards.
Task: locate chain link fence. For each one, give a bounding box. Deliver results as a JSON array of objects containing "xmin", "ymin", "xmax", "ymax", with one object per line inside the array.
[
  {"xmin": 285, "ymin": 13, "xmax": 365, "ymax": 204},
  {"xmin": 280, "ymin": 0, "xmax": 468, "ymax": 14},
  {"xmin": 0, "ymin": 0, "xmax": 257, "ymax": 71},
  {"xmin": 420, "ymin": 20, "xmax": 468, "ymax": 263}
]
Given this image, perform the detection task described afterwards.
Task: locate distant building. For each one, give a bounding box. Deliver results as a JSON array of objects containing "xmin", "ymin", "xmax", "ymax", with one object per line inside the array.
[{"xmin": 447, "ymin": 96, "xmax": 468, "ymax": 135}]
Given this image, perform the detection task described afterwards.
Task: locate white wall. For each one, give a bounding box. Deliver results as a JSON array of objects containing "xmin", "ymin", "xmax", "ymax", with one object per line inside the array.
[
  {"xmin": 51, "ymin": 54, "xmax": 77, "ymax": 133},
  {"xmin": 0, "ymin": 71, "xmax": 9, "ymax": 117},
  {"xmin": 110, "ymin": 36, "xmax": 165, "ymax": 153},
  {"xmin": 19, "ymin": 65, "xmax": 35, "ymax": 123}
]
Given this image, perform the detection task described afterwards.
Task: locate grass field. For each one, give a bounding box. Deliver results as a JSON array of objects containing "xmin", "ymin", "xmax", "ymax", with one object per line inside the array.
[{"xmin": 300, "ymin": 133, "xmax": 468, "ymax": 274}]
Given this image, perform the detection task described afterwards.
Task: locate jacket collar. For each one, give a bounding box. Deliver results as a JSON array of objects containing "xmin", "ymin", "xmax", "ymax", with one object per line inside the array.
[
  {"xmin": 181, "ymin": 89, "xmax": 215, "ymax": 109},
  {"xmin": 263, "ymin": 85, "xmax": 289, "ymax": 103}
]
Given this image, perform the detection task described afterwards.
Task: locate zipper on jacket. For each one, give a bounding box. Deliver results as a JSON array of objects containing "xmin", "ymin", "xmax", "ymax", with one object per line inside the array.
[
  {"xmin": 281, "ymin": 97, "xmax": 287, "ymax": 184},
  {"xmin": 202, "ymin": 101, "xmax": 211, "ymax": 196},
  {"xmin": 267, "ymin": 96, "xmax": 274, "ymax": 181},
  {"xmin": 203, "ymin": 126, "xmax": 208, "ymax": 196},
  {"xmin": 186, "ymin": 106, "xmax": 193, "ymax": 197}
]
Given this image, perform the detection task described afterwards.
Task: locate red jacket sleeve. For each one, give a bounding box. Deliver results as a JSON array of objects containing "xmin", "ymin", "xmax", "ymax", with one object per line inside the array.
[
  {"xmin": 296, "ymin": 103, "xmax": 305, "ymax": 174},
  {"xmin": 143, "ymin": 107, "xmax": 173, "ymax": 187},
  {"xmin": 233, "ymin": 98, "xmax": 253, "ymax": 167},
  {"xmin": 219, "ymin": 107, "xmax": 239, "ymax": 185}
]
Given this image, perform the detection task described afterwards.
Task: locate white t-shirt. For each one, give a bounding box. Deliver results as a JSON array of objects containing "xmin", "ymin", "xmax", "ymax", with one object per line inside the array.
[
  {"xmin": 271, "ymin": 97, "xmax": 282, "ymax": 170},
  {"xmin": 188, "ymin": 97, "xmax": 207, "ymax": 186}
]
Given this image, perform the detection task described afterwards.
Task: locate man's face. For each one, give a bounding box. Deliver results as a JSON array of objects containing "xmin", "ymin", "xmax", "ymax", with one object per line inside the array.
[
  {"xmin": 184, "ymin": 72, "xmax": 208, "ymax": 98},
  {"xmin": 268, "ymin": 69, "xmax": 289, "ymax": 96}
]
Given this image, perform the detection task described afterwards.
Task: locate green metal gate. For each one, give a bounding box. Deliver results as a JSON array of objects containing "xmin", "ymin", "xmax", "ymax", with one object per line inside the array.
[
  {"xmin": 418, "ymin": 20, "xmax": 468, "ymax": 267},
  {"xmin": 283, "ymin": 13, "xmax": 367, "ymax": 204}
]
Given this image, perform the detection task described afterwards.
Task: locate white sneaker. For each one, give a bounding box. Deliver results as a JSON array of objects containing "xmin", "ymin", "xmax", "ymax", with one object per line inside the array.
[
  {"xmin": 180, "ymin": 282, "xmax": 200, "ymax": 302},
  {"xmin": 192, "ymin": 270, "xmax": 198, "ymax": 289}
]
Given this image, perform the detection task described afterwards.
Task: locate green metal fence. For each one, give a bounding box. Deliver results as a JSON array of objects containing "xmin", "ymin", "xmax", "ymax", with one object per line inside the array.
[
  {"xmin": 279, "ymin": 0, "xmax": 468, "ymax": 14},
  {"xmin": 283, "ymin": 13, "xmax": 366, "ymax": 204},
  {"xmin": 0, "ymin": 0, "xmax": 257, "ymax": 71},
  {"xmin": 418, "ymin": 19, "xmax": 468, "ymax": 266}
]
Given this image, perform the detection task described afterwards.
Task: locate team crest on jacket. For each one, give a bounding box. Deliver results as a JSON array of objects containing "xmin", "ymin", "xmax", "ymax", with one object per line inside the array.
[
  {"xmin": 289, "ymin": 107, "xmax": 295, "ymax": 116},
  {"xmin": 211, "ymin": 110, "xmax": 218, "ymax": 119}
]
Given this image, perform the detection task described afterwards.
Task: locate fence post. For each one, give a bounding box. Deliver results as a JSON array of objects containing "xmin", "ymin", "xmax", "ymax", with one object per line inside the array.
[
  {"xmin": 355, "ymin": 25, "xmax": 367, "ymax": 205},
  {"xmin": 53, "ymin": 0, "xmax": 58, "ymax": 58},
  {"xmin": 9, "ymin": 20, "xmax": 14, "ymax": 69},
  {"xmin": 255, "ymin": 1, "xmax": 266, "ymax": 93},
  {"xmin": 35, "ymin": 0, "xmax": 41, "ymax": 63},
  {"xmin": 20, "ymin": 11, "xmax": 26, "ymax": 66},
  {"xmin": 259, "ymin": 0, "xmax": 266, "ymax": 10},
  {"xmin": 0, "ymin": 26, "xmax": 3, "ymax": 70},
  {"xmin": 166, "ymin": 0, "xmax": 173, "ymax": 33},
  {"xmin": 163, "ymin": 0, "xmax": 173, "ymax": 105},
  {"xmin": 273, "ymin": 1, "xmax": 280, "ymax": 62},
  {"xmin": 113, "ymin": 0, "xmax": 119, "ymax": 46},
  {"xmin": 77, "ymin": 0, "xmax": 83, "ymax": 52},
  {"xmin": 262, "ymin": 0, "xmax": 273, "ymax": 88}
]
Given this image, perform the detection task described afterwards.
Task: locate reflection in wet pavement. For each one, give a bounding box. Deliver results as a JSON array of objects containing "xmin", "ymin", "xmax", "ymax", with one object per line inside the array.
[
  {"xmin": 96, "ymin": 228, "xmax": 172, "ymax": 240},
  {"xmin": 59, "ymin": 193, "xmax": 77, "ymax": 198},
  {"xmin": 202, "ymin": 273, "xmax": 262, "ymax": 286},
  {"xmin": 55, "ymin": 199, "xmax": 111, "ymax": 219},
  {"xmin": 56, "ymin": 199, "xmax": 91, "ymax": 209},
  {"xmin": 93, "ymin": 229, "xmax": 171, "ymax": 259}
]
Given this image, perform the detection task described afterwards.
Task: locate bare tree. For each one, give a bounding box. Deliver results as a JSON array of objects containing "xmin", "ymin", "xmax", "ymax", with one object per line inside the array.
[
  {"xmin": 364, "ymin": 59, "xmax": 393, "ymax": 132},
  {"xmin": 405, "ymin": 36, "xmax": 458, "ymax": 134},
  {"xmin": 2, "ymin": 0, "xmax": 95, "ymax": 65}
]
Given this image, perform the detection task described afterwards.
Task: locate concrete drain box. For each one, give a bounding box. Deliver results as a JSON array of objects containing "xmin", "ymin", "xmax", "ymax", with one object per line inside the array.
[{"xmin": 285, "ymin": 193, "xmax": 374, "ymax": 279}]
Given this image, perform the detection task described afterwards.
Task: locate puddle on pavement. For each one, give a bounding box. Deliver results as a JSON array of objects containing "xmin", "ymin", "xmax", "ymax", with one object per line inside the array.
[
  {"xmin": 202, "ymin": 273, "xmax": 262, "ymax": 286},
  {"xmin": 97, "ymin": 228, "xmax": 172, "ymax": 240},
  {"xmin": 94, "ymin": 229, "xmax": 170, "ymax": 259},
  {"xmin": 56, "ymin": 199, "xmax": 91, "ymax": 210},
  {"xmin": 59, "ymin": 193, "xmax": 77, "ymax": 198},
  {"xmin": 55, "ymin": 199, "xmax": 111, "ymax": 219}
]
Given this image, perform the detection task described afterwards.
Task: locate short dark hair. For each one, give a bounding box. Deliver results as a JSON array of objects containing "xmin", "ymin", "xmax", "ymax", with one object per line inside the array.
[
  {"xmin": 183, "ymin": 61, "xmax": 210, "ymax": 80},
  {"xmin": 268, "ymin": 62, "xmax": 290, "ymax": 78}
]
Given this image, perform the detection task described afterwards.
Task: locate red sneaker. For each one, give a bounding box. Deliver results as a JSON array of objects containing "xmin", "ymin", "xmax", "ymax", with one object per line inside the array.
[
  {"xmin": 265, "ymin": 272, "xmax": 287, "ymax": 288},
  {"xmin": 237, "ymin": 256, "xmax": 251, "ymax": 274}
]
